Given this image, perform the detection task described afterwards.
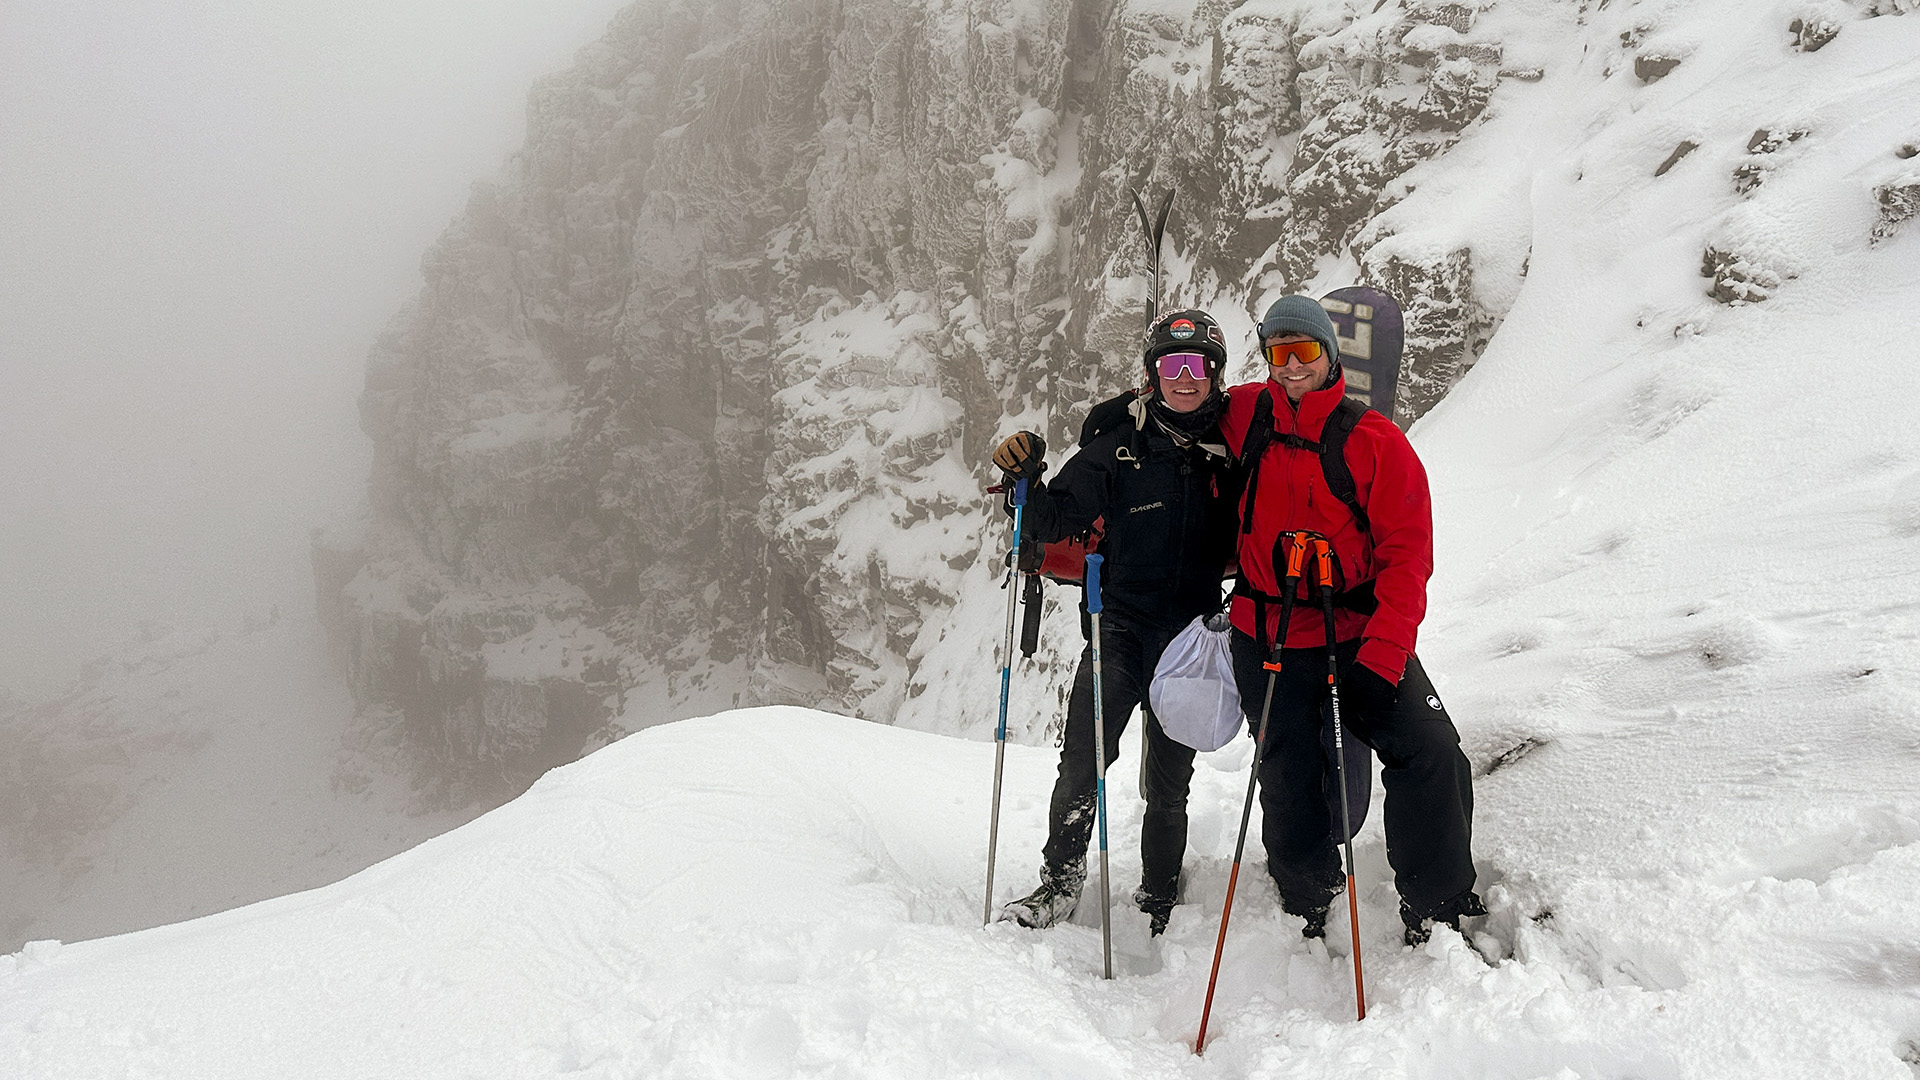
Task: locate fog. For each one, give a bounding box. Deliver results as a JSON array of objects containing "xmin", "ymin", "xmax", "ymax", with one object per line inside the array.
[{"xmin": 0, "ymin": 0, "xmax": 631, "ymax": 700}]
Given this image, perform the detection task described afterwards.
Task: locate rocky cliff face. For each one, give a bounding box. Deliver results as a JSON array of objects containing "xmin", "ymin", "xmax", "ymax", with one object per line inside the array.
[{"xmin": 316, "ymin": 0, "xmax": 1535, "ymax": 795}]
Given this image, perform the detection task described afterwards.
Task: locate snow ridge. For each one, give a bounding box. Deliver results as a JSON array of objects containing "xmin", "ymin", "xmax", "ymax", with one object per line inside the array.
[{"xmin": 5, "ymin": 707, "xmax": 1916, "ymax": 1076}]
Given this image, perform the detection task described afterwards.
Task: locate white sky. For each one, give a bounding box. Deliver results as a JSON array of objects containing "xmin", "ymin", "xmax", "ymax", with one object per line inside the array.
[{"xmin": 0, "ymin": 0, "xmax": 632, "ymax": 699}]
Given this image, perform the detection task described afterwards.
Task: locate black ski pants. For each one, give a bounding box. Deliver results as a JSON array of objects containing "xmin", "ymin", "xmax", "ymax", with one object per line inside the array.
[
  {"xmin": 1229, "ymin": 627, "xmax": 1475, "ymax": 920},
  {"xmin": 1040, "ymin": 615, "xmax": 1197, "ymax": 899}
]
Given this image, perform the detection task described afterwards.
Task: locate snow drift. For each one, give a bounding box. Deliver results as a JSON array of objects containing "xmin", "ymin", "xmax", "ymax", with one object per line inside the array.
[{"xmin": 4, "ymin": 707, "xmax": 1916, "ymax": 1077}]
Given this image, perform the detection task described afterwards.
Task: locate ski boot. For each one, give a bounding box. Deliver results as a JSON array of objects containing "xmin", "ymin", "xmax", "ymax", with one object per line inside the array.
[
  {"xmin": 999, "ymin": 858, "xmax": 1086, "ymax": 929},
  {"xmin": 1281, "ymin": 875, "xmax": 1340, "ymax": 940},
  {"xmin": 1401, "ymin": 889, "xmax": 1487, "ymax": 946},
  {"xmin": 1131, "ymin": 883, "xmax": 1176, "ymax": 937},
  {"xmin": 1297, "ymin": 905, "xmax": 1330, "ymax": 940}
]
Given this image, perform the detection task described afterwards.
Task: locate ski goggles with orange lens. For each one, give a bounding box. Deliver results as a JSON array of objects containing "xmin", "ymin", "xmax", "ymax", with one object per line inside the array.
[
  {"xmin": 1154, "ymin": 352, "xmax": 1213, "ymax": 380},
  {"xmin": 1263, "ymin": 339, "xmax": 1328, "ymax": 367}
]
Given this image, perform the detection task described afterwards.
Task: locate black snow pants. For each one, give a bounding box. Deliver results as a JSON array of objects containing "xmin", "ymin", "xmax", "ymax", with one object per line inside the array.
[
  {"xmin": 1040, "ymin": 614, "xmax": 1198, "ymax": 899},
  {"xmin": 1228, "ymin": 627, "xmax": 1476, "ymax": 920}
]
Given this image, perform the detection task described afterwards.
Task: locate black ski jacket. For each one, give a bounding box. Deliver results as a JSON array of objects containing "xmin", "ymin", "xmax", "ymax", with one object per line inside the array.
[{"xmin": 1018, "ymin": 403, "xmax": 1242, "ymax": 632}]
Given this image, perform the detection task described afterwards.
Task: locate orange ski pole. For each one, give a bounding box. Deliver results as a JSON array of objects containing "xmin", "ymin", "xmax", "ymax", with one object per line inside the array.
[{"xmin": 1196, "ymin": 531, "xmax": 1311, "ymax": 1054}]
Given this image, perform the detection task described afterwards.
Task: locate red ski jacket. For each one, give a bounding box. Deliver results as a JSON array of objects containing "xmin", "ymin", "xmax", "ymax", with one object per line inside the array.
[{"xmin": 1219, "ymin": 374, "xmax": 1434, "ymax": 684}]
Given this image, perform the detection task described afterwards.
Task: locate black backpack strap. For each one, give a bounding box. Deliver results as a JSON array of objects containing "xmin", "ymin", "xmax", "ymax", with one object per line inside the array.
[
  {"xmin": 1234, "ymin": 566, "xmax": 1377, "ymax": 638},
  {"xmin": 1234, "ymin": 393, "xmax": 1381, "ymax": 637},
  {"xmin": 1231, "ymin": 575, "xmax": 1275, "ymax": 654},
  {"xmin": 1311, "ymin": 401, "xmax": 1383, "ymax": 609},
  {"xmin": 1238, "ymin": 389, "xmax": 1275, "ymax": 535},
  {"xmin": 1334, "ymin": 579, "xmax": 1378, "ymax": 615},
  {"xmin": 1317, "ymin": 397, "xmax": 1370, "ymax": 536}
]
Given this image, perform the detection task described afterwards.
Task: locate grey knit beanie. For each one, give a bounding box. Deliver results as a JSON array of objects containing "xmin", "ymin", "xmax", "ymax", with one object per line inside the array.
[{"xmin": 1256, "ymin": 295, "xmax": 1341, "ymax": 365}]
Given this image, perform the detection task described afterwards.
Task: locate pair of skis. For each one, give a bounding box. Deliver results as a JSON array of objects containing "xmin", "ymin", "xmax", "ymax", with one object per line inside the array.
[{"xmin": 1132, "ymin": 187, "xmax": 1177, "ymax": 329}]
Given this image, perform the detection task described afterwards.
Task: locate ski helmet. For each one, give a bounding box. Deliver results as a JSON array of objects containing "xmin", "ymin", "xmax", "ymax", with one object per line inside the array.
[{"xmin": 1143, "ymin": 308, "xmax": 1228, "ymax": 382}]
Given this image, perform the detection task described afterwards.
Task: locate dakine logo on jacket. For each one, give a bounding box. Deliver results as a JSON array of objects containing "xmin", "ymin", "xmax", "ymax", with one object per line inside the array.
[{"xmin": 1129, "ymin": 501, "xmax": 1166, "ymax": 514}]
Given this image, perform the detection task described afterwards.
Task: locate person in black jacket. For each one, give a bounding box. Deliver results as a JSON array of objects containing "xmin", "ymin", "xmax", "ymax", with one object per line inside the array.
[{"xmin": 990, "ymin": 309, "xmax": 1242, "ymax": 936}]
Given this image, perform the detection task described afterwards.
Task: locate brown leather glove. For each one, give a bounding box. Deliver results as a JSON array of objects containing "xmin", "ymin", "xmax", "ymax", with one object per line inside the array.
[{"xmin": 992, "ymin": 431, "xmax": 1047, "ymax": 480}]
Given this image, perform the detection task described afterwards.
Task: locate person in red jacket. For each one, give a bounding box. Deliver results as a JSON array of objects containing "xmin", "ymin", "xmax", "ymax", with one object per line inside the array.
[{"xmin": 1218, "ymin": 293, "xmax": 1481, "ymax": 946}]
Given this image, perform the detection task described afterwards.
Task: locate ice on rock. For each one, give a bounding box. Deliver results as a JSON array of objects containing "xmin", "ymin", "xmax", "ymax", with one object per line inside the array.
[
  {"xmin": 324, "ymin": 0, "xmax": 1529, "ymax": 774},
  {"xmin": 311, "ymin": 0, "xmax": 1920, "ymax": 829}
]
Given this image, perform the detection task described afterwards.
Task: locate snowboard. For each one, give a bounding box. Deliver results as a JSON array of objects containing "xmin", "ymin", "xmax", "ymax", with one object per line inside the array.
[
  {"xmin": 1319, "ymin": 286, "xmax": 1406, "ymax": 429},
  {"xmin": 1315, "ymin": 286, "xmax": 1406, "ymax": 840}
]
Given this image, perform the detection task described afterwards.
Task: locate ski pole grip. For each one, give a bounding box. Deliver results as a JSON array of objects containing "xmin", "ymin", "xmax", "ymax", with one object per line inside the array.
[
  {"xmin": 1012, "ymin": 477, "xmax": 1029, "ymax": 508},
  {"xmin": 1084, "ymin": 553, "xmax": 1104, "ymax": 613},
  {"xmin": 1313, "ymin": 538, "xmax": 1335, "ymax": 588}
]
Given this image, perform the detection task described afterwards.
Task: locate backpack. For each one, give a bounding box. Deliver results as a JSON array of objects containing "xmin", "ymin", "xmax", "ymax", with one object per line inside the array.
[
  {"xmin": 1238, "ymin": 388, "xmax": 1371, "ymax": 536},
  {"xmin": 1231, "ymin": 387, "xmax": 1380, "ymax": 647}
]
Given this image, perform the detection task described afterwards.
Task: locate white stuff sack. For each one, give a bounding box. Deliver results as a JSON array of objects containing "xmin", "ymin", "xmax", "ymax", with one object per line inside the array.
[{"xmin": 1150, "ymin": 612, "xmax": 1243, "ymax": 752}]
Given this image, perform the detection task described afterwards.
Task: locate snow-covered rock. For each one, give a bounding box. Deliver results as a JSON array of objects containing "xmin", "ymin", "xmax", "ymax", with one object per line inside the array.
[
  {"xmin": 320, "ymin": 0, "xmax": 1567, "ymax": 787},
  {"xmin": 320, "ymin": 0, "xmax": 1920, "ymax": 807}
]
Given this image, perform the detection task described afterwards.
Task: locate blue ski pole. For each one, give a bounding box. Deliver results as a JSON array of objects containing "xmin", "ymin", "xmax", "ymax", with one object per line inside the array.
[
  {"xmin": 983, "ymin": 478, "xmax": 1029, "ymax": 925},
  {"xmin": 1085, "ymin": 552, "xmax": 1113, "ymax": 979}
]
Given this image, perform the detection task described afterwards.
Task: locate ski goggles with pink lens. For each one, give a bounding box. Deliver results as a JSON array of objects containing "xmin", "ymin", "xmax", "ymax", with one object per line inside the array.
[{"xmin": 1154, "ymin": 352, "xmax": 1213, "ymax": 380}]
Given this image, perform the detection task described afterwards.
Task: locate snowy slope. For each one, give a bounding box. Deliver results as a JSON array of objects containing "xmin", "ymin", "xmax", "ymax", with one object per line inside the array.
[
  {"xmin": 0, "ymin": 620, "xmax": 479, "ymax": 952},
  {"xmin": 1413, "ymin": 0, "xmax": 1920, "ymax": 873},
  {"xmin": 1394, "ymin": 5, "xmax": 1920, "ymax": 1072},
  {"xmin": 3, "ymin": 707, "xmax": 1914, "ymax": 1078},
  {"xmin": 7, "ymin": 1, "xmax": 1920, "ymax": 1077}
]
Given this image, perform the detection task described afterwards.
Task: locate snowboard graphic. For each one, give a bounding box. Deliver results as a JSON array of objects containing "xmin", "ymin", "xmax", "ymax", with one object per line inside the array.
[{"xmin": 1320, "ymin": 286, "xmax": 1406, "ymax": 429}]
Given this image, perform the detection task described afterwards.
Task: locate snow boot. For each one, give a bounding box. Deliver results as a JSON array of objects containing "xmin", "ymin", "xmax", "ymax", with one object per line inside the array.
[
  {"xmin": 1401, "ymin": 889, "xmax": 1487, "ymax": 946},
  {"xmin": 1132, "ymin": 883, "xmax": 1176, "ymax": 936},
  {"xmin": 1298, "ymin": 905, "xmax": 1330, "ymax": 940},
  {"xmin": 1000, "ymin": 858, "xmax": 1086, "ymax": 929}
]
